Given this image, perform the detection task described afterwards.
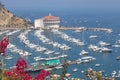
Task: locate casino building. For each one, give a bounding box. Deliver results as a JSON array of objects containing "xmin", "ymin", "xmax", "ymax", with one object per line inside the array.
[{"xmin": 34, "ymin": 13, "xmax": 60, "ymax": 28}]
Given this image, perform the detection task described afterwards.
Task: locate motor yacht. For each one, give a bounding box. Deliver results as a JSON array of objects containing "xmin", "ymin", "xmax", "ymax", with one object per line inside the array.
[
  {"xmin": 98, "ymin": 41, "xmax": 111, "ymax": 46},
  {"xmin": 89, "ymin": 35, "xmax": 98, "ymax": 39},
  {"xmin": 79, "ymin": 50, "xmax": 88, "ymax": 56},
  {"xmin": 73, "ymin": 68, "xmax": 78, "ymax": 72},
  {"xmin": 100, "ymin": 47, "xmax": 112, "ymax": 53}
]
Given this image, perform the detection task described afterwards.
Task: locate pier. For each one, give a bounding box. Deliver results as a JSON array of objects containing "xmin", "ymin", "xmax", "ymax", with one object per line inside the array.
[
  {"xmin": 0, "ymin": 26, "xmax": 113, "ymax": 33},
  {"xmin": 36, "ymin": 26, "xmax": 112, "ymax": 33}
]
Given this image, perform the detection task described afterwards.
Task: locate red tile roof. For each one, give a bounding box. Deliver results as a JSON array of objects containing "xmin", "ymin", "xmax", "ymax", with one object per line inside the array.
[{"xmin": 43, "ymin": 15, "xmax": 59, "ymax": 20}]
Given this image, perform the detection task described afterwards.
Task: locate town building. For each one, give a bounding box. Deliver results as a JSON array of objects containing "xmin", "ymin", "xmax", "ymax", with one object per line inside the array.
[{"xmin": 34, "ymin": 13, "xmax": 60, "ymax": 28}]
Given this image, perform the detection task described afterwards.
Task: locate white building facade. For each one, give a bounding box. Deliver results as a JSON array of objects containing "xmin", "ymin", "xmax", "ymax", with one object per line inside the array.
[
  {"xmin": 34, "ymin": 19, "xmax": 44, "ymax": 28},
  {"xmin": 34, "ymin": 14, "xmax": 60, "ymax": 28}
]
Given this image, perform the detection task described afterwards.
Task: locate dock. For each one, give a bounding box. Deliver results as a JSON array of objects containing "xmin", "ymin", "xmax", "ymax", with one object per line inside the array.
[
  {"xmin": 0, "ymin": 26, "xmax": 112, "ymax": 33},
  {"xmin": 25, "ymin": 58, "xmax": 95, "ymax": 72},
  {"xmin": 36, "ymin": 26, "xmax": 112, "ymax": 33}
]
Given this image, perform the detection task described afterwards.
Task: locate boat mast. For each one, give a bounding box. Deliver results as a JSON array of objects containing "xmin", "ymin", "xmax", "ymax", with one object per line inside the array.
[{"xmin": 82, "ymin": 28, "xmax": 85, "ymax": 43}]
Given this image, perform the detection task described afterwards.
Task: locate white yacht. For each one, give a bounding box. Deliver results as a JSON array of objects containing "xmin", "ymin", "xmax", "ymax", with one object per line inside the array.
[
  {"xmin": 54, "ymin": 52, "xmax": 60, "ymax": 55},
  {"xmin": 88, "ymin": 44, "xmax": 101, "ymax": 51},
  {"xmin": 112, "ymin": 70, "xmax": 117, "ymax": 76},
  {"xmin": 95, "ymin": 64, "xmax": 100, "ymax": 67},
  {"xmin": 58, "ymin": 54, "xmax": 68, "ymax": 58},
  {"xmin": 79, "ymin": 50, "xmax": 88, "ymax": 56},
  {"xmin": 35, "ymin": 58, "xmax": 46, "ymax": 61},
  {"xmin": 81, "ymin": 70, "xmax": 84, "ymax": 73},
  {"xmin": 116, "ymin": 56, "xmax": 120, "ymax": 60},
  {"xmin": 116, "ymin": 40, "xmax": 120, "ymax": 44},
  {"xmin": 45, "ymin": 57, "xmax": 59, "ymax": 60},
  {"xmin": 55, "ymin": 66, "xmax": 63, "ymax": 69},
  {"xmin": 98, "ymin": 41, "xmax": 111, "ymax": 46},
  {"xmin": 100, "ymin": 47, "xmax": 112, "ymax": 53},
  {"xmin": 106, "ymin": 29, "xmax": 113, "ymax": 33},
  {"xmin": 112, "ymin": 45, "xmax": 120, "ymax": 48},
  {"xmin": 34, "ymin": 56, "xmax": 41, "ymax": 60},
  {"xmin": 44, "ymin": 50, "xmax": 54, "ymax": 54},
  {"xmin": 5, "ymin": 55, "xmax": 13, "ymax": 60},
  {"xmin": 77, "ymin": 41, "xmax": 86, "ymax": 46},
  {"xmin": 73, "ymin": 68, "xmax": 78, "ymax": 72},
  {"xmin": 80, "ymin": 56, "xmax": 96, "ymax": 63},
  {"xmin": 19, "ymin": 51, "xmax": 32, "ymax": 56},
  {"xmin": 89, "ymin": 35, "xmax": 98, "ymax": 39}
]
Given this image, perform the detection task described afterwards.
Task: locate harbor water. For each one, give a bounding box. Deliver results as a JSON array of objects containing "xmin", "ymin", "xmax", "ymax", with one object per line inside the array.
[{"xmin": 0, "ymin": 10, "xmax": 120, "ymax": 79}]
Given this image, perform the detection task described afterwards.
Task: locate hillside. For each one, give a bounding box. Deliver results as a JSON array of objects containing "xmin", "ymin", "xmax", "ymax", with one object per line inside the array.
[{"xmin": 0, "ymin": 2, "xmax": 30, "ymax": 28}]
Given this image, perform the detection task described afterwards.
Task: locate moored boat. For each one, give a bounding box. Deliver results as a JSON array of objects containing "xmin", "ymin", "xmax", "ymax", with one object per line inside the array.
[
  {"xmin": 100, "ymin": 47, "xmax": 112, "ymax": 53},
  {"xmin": 95, "ymin": 64, "xmax": 100, "ymax": 67},
  {"xmin": 98, "ymin": 41, "xmax": 111, "ymax": 46},
  {"xmin": 89, "ymin": 35, "xmax": 98, "ymax": 39},
  {"xmin": 79, "ymin": 50, "xmax": 88, "ymax": 56},
  {"xmin": 116, "ymin": 56, "xmax": 120, "ymax": 60},
  {"xmin": 5, "ymin": 55, "xmax": 13, "ymax": 60},
  {"xmin": 88, "ymin": 44, "xmax": 101, "ymax": 51},
  {"xmin": 73, "ymin": 68, "xmax": 78, "ymax": 72},
  {"xmin": 80, "ymin": 56, "xmax": 96, "ymax": 63},
  {"xmin": 116, "ymin": 40, "xmax": 120, "ymax": 44}
]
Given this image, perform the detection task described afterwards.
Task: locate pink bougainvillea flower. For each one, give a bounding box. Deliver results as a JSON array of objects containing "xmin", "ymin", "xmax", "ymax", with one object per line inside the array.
[
  {"xmin": 0, "ymin": 37, "xmax": 9, "ymax": 56},
  {"xmin": 15, "ymin": 57, "xmax": 27, "ymax": 73},
  {"xmin": 34, "ymin": 69, "xmax": 50, "ymax": 80},
  {"xmin": 21, "ymin": 72, "xmax": 32, "ymax": 80},
  {"xmin": 4, "ymin": 58, "xmax": 50, "ymax": 80}
]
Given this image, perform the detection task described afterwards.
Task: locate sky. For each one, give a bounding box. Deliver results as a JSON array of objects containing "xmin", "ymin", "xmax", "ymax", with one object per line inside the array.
[{"xmin": 1, "ymin": 0, "xmax": 120, "ymax": 12}]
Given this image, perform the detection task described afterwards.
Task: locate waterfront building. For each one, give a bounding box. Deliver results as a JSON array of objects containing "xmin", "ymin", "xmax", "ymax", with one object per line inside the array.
[
  {"xmin": 34, "ymin": 19, "xmax": 44, "ymax": 28},
  {"xmin": 34, "ymin": 13, "xmax": 60, "ymax": 28}
]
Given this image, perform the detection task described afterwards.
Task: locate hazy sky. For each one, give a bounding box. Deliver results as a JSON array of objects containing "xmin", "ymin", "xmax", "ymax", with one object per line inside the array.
[{"xmin": 1, "ymin": 0, "xmax": 120, "ymax": 11}]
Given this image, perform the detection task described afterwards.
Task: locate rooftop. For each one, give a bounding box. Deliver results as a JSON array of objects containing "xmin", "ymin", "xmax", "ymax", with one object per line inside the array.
[{"xmin": 43, "ymin": 13, "xmax": 59, "ymax": 20}]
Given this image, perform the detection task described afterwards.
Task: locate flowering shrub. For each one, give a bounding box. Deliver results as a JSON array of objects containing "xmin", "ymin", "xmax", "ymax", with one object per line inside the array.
[
  {"xmin": 0, "ymin": 37, "xmax": 50, "ymax": 80},
  {"xmin": 4, "ymin": 58, "xmax": 50, "ymax": 80},
  {"xmin": 34, "ymin": 69, "xmax": 50, "ymax": 80},
  {"xmin": 16, "ymin": 57, "xmax": 27, "ymax": 73},
  {"xmin": 0, "ymin": 37, "xmax": 9, "ymax": 56},
  {"xmin": 4, "ymin": 69, "xmax": 21, "ymax": 80},
  {"xmin": 4, "ymin": 69, "xmax": 33, "ymax": 80}
]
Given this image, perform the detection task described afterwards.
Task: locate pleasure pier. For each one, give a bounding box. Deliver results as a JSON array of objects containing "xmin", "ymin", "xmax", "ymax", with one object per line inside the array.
[{"xmin": 0, "ymin": 26, "xmax": 113, "ymax": 33}]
